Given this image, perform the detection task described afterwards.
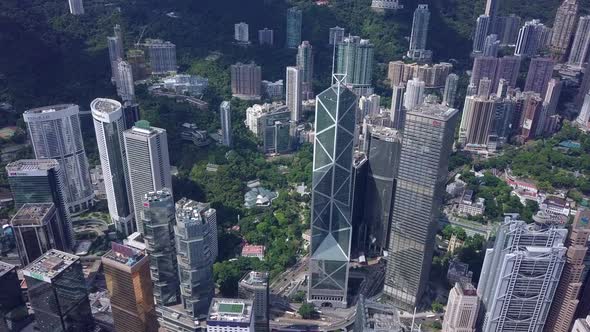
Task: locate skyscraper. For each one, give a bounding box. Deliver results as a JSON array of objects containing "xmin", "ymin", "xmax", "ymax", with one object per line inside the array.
[
  {"xmin": 524, "ymin": 57, "xmax": 555, "ymax": 96},
  {"xmin": 484, "ymin": 0, "xmax": 500, "ymax": 33},
  {"xmin": 575, "ymin": 92, "xmax": 590, "ymax": 128},
  {"xmin": 359, "ymin": 94, "xmax": 381, "ymax": 117},
  {"xmin": 234, "ymin": 22, "xmax": 250, "ymax": 43},
  {"xmin": 286, "ymin": 7, "xmax": 302, "ymax": 49},
  {"xmin": 443, "ymin": 73, "xmax": 459, "ymax": 107},
  {"xmin": 123, "ymin": 121, "xmax": 172, "ymax": 232},
  {"xmin": 308, "ymin": 76, "xmax": 357, "ymax": 308},
  {"xmin": 407, "ymin": 4, "xmax": 431, "ymax": 60},
  {"xmin": 544, "ymin": 78, "xmax": 563, "ymax": 116},
  {"xmin": 494, "ymin": 56, "xmax": 521, "ymax": 91},
  {"xmin": 390, "ymin": 84, "xmax": 406, "ymax": 129},
  {"xmin": 403, "ymin": 77, "xmax": 425, "ymax": 111},
  {"xmin": 258, "ymin": 28, "xmax": 274, "ymax": 46},
  {"xmin": 6, "ymin": 159, "xmax": 73, "ymax": 249},
  {"xmin": 498, "ymin": 14, "xmax": 522, "ymax": 46},
  {"xmin": 329, "ymin": 26, "xmax": 345, "ymax": 45},
  {"xmin": 286, "ymin": 66, "xmax": 303, "ymax": 122},
  {"xmin": 144, "ymin": 39, "xmax": 177, "ymax": 74},
  {"xmin": 515, "ymin": 19, "xmax": 551, "ymax": 57},
  {"xmin": 116, "ymin": 60, "xmax": 135, "ymax": 102},
  {"xmin": 516, "ymin": 91, "xmax": 544, "ymax": 141},
  {"xmin": 11, "ymin": 203, "xmax": 67, "ymax": 266},
  {"xmin": 23, "ymin": 104, "xmax": 94, "ymax": 214},
  {"xmin": 142, "ymin": 189, "xmax": 179, "ymax": 307},
  {"xmin": 238, "ymin": 271, "xmax": 269, "ymax": 332},
  {"xmin": 442, "ymin": 282, "xmax": 479, "ymax": 332},
  {"xmin": 108, "ymin": 35, "xmax": 124, "ymax": 80},
  {"xmin": 175, "ymin": 198, "xmax": 217, "ymax": 318},
  {"xmin": 545, "ymin": 209, "xmax": 590, "ymax": 332},
  {"xmin": 231, "ymin": 62, "xmax": 262, "ymax": 100},
  {"xmin": 568, "ymin": 16, "xmax": 590, "ymax": 68},
  {"xmin": 470, "ymin": 56, "xmax": 498, "ymax": 90},
  {"xmin": 459, "ymin": 95, "xmax": 497, "ymax": 148},
  {"xmin": 91, "ymin": 98, "xmax": 134, "ymax": 236},
  {"xmin": 0, "ymin": 262, "xmax": 26, "ymax": 331},
  {"xmin": 483, "ymin": 34, "xmax": 500, "ymax": 57},
  {"xmin": 384, "ymin": 103, "xmax": 459, "ymax": 310},
  {"xmin": 478, "ymin": 77, "xmax": 493, "ymax": 98},
  {"xmin": 102, "ymin": 242, "xmax": 158, "ymax": 332},
  {"xmin": 577, "ymin": 65, "xmax": 590, "ymax": 108},
  {"xmin": 297, "ymin": 41, "xmax": 314, "ymax": 99},
  {"xmin": 478, "ymin": 216, "xmax": 567, "ymax": 332},
  {"xmin": 68, "ymin": 0, "xmax": 84, "ymax": 15},
  {"xmin": 550, "ymin": 0, "xmax": 579, "ymax": 60},
  {"xmin": 473, "ymin": 15, "xmax": 491, "ymax": 54},
  {"xmin": 220, "ymin": 101, "xmax": 232, "ymax": 147},
  {"xmin": 336, "ymin": 36, "xmax": 375, "ymax": 89},
  {"xmin": 23, "ymin": 250, "xmax": 94, "ymax": 331},
  {"xmin": 363, "ymin": 126, "xmax": 401, "ymax": 252}
]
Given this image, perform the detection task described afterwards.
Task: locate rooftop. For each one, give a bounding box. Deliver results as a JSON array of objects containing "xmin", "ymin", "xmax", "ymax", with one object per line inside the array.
[
  {"xmin": 0, "ymin": 261, "xmax": 16, "ymax": 278},
  {"xmin": 6, "ymin": 159, "xmax": 59, "ymax": 173},
  {"xmin": 410, "ymin": 102, "xmax": 458, "ymax": 121},
  {"xmin": 90, "ymin": 98, "xmax": 121, "ymax": 114},
  {"xmin": 208, "ymin": 298, "xmax": 253, "ymax": 324},
  {"xmin": 456, "ymin": 282, "xmax": 477, "ymax": 296},
  {"xmin": 240, "ymin": 271, "xmax": 269, "ymax": 287},
  {"xmin": 11, "ymin": 203, "xmax": 55, "ymax": 227},
  {"xmin": 369, "ymin": 126, "xmax": 401, "ymax": 141},
  {"xmin": 242, "ymin": 245, "xmax": 265, "ymax": 257},
  {"xmin": 102, "ymin": 242, "xmax": 145, "ymax": 267},
  {"xmin": 25, "ymin": 104, "xmax": 75, "ymax": 114},
  {"xmin": 23, "ymin": 249, "xmax": 79, "ymax": 281},
  {"xmin": 143, "ymin": 188, "xmax": 173, "ymax": 204}
]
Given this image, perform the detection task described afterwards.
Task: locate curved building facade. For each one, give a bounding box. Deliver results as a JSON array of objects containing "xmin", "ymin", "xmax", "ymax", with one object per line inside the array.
[{"xmin": 24, "ymin": 104, "xmax": 94, "ymax": 214}]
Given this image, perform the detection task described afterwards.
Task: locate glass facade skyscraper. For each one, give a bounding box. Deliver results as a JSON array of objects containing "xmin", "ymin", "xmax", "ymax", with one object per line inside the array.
[
  {"xmin": 308, "ymin": 76, "xmax": 357, "ymax": 308},
  {"xmin": 384, "ymin": 103, "xmax": 459, "ymax": 310},
  {"xmin": 286, "ymin": 7, "xmax": 302, "ymax": 49}
]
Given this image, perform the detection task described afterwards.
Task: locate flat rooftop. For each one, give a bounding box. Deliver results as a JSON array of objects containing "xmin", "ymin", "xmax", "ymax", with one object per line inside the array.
[
  {"xmin": 6, "ymin": 159, "xmax": 59, "ymax": 173},
  {"xmin": 91, "ymin": 98, "xmax": 121, "ymax": 113},
  {"xmin": 25, "ymin": 104, "xmax": 74, "ymax": 114},
  {"xmin": 208, "ymin": 298, "xmax": 253, "ymax": 324},
  {"xmin": 102, "ymin": 243, "xmax": 145, "ymax": 267},
  {"xmin": 410, "ymin": 103, "xmax": 458, "ymax": 121},
  {"xmin": 11, "ymin": 203, "xmax": 55, "ymax": 226},
  {"xmin": 0, "ymin": 261, "xmax": 16, "ymax": 278},
  {"xmin": 369, "ymin": 126, "xmax": 401, "ymax": 141},
  {"xmin": 23, "ymin": 249, "xmax": 79, "ymax": 281},
  {"xmin": 240, "ymin": 271, "xmax": 268, "ymax": 287}
]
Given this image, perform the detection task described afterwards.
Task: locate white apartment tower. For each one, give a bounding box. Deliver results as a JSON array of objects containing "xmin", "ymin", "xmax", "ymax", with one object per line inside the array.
[
  {"xmin": 286, "ymin": 66, "xmax": 303, "ymax": 122},
  {"xmin": 91, "ymin": 98, "xmax": 135, "ymax": 236},
  {"xmin": 235, "ymin": 22, "xmax": 250, "ymax": 43},
  {"xmin": 116, "ymin": 60, "xmax": 135, "ymax": 103},
  {"xmin": 68, "ymin": 0, "xmax": 84, "ymax": 15},
  {"xmin": 443, "ymin": 282, "xmax": 479, "ymax": 332},
  {"xmin": 568, "ymin": 16, "xmax": 590, "ymax": 68},
  {"xmin": 123, "ymin": 121, "xmax": 172, "ymax": 232},
  {"xmin": 220, "ymin": 101, "xmax": 232, "ymax": 147},
  {"xmin": 403, "ymin": 78, "xmax": 425, "ymax": 111}
]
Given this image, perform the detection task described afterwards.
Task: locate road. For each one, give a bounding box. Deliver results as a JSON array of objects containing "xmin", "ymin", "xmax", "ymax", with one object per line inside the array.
[{"xmin": 271, "ymin": 256, "xmax": 309, "ymax": 296}]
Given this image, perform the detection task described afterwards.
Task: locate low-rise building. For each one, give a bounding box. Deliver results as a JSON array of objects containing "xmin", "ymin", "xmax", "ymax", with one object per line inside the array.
[
  {"xmin": 159, "ymin": 74, "xmax": 208, "ymax": 96},
  {"xmin": 540, "ymin": 196, "xmax": 571, "ymax": 216},
  {"xmin": 207, "ymin": 298, "xmax": 254, "ymax": 332},
  {"xmin": 457, "ymin": 190, "xmax": 485, "ymax": 216},
  {"xmin": 447, "ymin": 259, "xmax": 473, "ymax": 285},
  {"xmin": 180, "ymin": 123, "xmax": 212, "ymax": 147},
  {"xmin": 244, "ymin": 186, "xmax": 278, "ymax": 209},
  {"xmin": 241, "ymin": 245, "xmax": 265, "ymax": 260},
  {"xmin": 262, "ymin": 80, "xmax": 284, "ymax": 100}
]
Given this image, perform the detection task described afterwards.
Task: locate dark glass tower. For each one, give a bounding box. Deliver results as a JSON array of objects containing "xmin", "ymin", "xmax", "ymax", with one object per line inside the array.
[
  {"xmin": 308, "ymin": 75, "xmax": 357, "ymax": 308},
  {"xmin": 384, "ymin": 103, "xmax": 459, "ymax": 310}
]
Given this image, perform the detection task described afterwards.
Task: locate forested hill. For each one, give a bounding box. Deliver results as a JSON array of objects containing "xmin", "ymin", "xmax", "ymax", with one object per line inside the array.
[{"xmin": 1, "ymin": 0, "xmax": 588, "ymax": 112}]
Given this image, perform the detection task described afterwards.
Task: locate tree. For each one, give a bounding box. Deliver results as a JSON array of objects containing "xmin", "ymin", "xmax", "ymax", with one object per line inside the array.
[
  {"xmin": 291, "ymin": 290, "xmax": 306, "ymax": 303},
  {"xmin": 431, "ymin": 301, "xmax": 444, "ymax": 313},
  {"xmin": 298, "ymin": 303, "xmax": 317, "ymax": 319}
]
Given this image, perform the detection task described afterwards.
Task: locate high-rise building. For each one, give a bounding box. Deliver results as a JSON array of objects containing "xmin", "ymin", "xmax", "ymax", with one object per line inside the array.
[
  {"xmin": 6, "ymin": 159, "xmax": 73, "ymax": 249},
  {"xmin": 473, "ymin": 15, "xmax": 491, "ymax": 54},
  {"xmin": 384, "ymin": 103, "xmax": 459, "ymax": 311},
  {"xmin": 470, "ymin": 56, "xmax": 498, "ymax": 90},
  {"xmin": 103, "ymin": 243, "xmax": 158, "ymax": 332},
  {"xmin": 544, "ymin": 209, "xmax": 590, "ymax": 332},
  {"xmin": 286, "ymin": 7, "xmax": 302, "ymax": 49},
  {"xmin": 297, "ymin": 41, "xmax": 314, "ymax": 99},
  {"xmin": 391, "ymin": 84, "xmax": 406, "ymax": 129},
  {"xmin": 407, "ymin": 4, "xmax": 431, "ymax": 60},
  {"xmin": 142, "ymin": 189, "xmax": 180, "ymax": 307},
  {"xmin": 478, "ymin": 216, "xmax": 567, "ymax": 332},
  {"xmin": 459, "ymin": 95, "xmax": 497, "ymax": 149},
  {"xmin": 516, "ymin": 91, "xmax": 545, "ymax": 141},
  {"xmin": 68, "ymin": 0, "xmax": 84, "ymax": 15},
  {"xmin": 207, "ymin": 298, "xmax": 254, "ymax": 332},
  {"xmin": 175, "ymin": 198, "xmax": 217, "ymax": 318},
  {"xmin": 23, "ymin": 104, "xmax": 94, "ymax": 214},
  {"xmin": 108, "ymin": 35, "xmax": 124, "ymax": 80},
  {"xmin": 403, "ymin": 77, "xmax": 425, "ymax": 111},
  {"xmin": 442, "ymin": 282, "xmax": 479, "ymax": 332},
  {"xmin": 123, "ymin": 121, "xmax": 172, "ymax": 232},
  {"xmin": 388, "ymin": 61, "xmax": 452, "ymax": 88},
  {"xmin": 498, "ymin": 14, "xmax": 522, "ymax": 46},
  {"xmin": 329, "ymin": 26, "xmax": 345, "ymax": 45},
  {"xmin": 359, "ymin": 94, "xmax": 381, "ymax": 116},
  {"xmin": 524, "ymin": 57, "xmax": 555, "ymax": 96},
  {"xmin": 231, "ymin": 62, "xmax": 262, "ymax": 100},
  {"xmin": 353, "ymin": 295, "xmax": 403, "ymax": 332},
  {"xmin": 262, "ymin": 80, "xmax": 284, "ymax": 101},
  {"xmin": 308, "ymin": 76, "xmax": 357, "ymax": 308},
  {"xmin": 11, "ymin": 203, "xmax": 67, "ymax": 266},
  {"xmin": 550, "ymin": 0, "xmax": 579, "ymax": 60},
  {"xmin": 0, "ymin": 261, "xmax": 26, "ymax": 331},
  {"xmin": 575, "ymin": 92, "xmax": 590, "ymax": 128},
  {"xmin": 494, "ymin": 56, "xmax": 521, "ymax": 91},
  {"xmin": 443, "ymin": 73, "xmax": 459, "ymax": 107},
  {"xmin": 127, "ymin": 49, "xmax": 150, "ymax": 81},
  {"xmin": 544, "ymin": 78, "xmax": 563, "ymax": 116},
  {"xmin": 573, "ymin": 316, "xmax": 590, "ymax": 332},
  {"xmin": 144, "ymin": 39, "xmax": 177, "ymax": 74},
  {"xmin": 258, "ymin": 28, "xmax": 274, "ymax": 46},
  {"xmin": 576, "ymin": 65, "xmax": 590, "ymax": 108},
  {"xmin": 91, "ymin": 98, "xmax": 134, "ymax": 236},
  {"xmin": 371, "ymin": 0, "xmax": 402, "ymax": 11},
  {"xmin": 483, "ymin": 34, "xmax": 500, "ymax": 57},
  {"xmin": 238, "ymin": 271, "xmax": 269, "ymax": 332},
  {"xmin": 477, "ymin": 77, "xmax": 493, "ymax": 98},
  {"xmin": 220, "ymin": 101, "xmax": 232, "ymax": 147},
  {"xmin": 116, "ymin": 60, "xmax": 135, "ymax": 102},
  {"xmin": 234, "ymin": 22, "xmax": 250, "ymax": 43},
  {"xmin": 23, "ymin": 250, "xmax": 94, "ymax": 331},
  {"xmin": 484, "ymin": 0, "xmax": 500, "ymax": 33},
  {"xmin": 336, "ymin": 36, "xmax": 375, "ymax": 88},
  {"xmin": 363, "ymin": 126, "xmax": 401, "ymax": 252},
  {"xmin": 286, "ymin": 66, "xmax": 303, "ymax": 122},
  {"xmin": 515, "ymin": 19, "xmax": 551, "ymax": 57},
  {"xmin": 388, "ymin": 61, "xmax": 405, "ymax": 86},
  {"xmin": 123, "ymin": 101, "xmax": 141, "ymax": 130},
  {"xmin": 568, "ymin": 16, "xmax": 590, "ymax": 68}
]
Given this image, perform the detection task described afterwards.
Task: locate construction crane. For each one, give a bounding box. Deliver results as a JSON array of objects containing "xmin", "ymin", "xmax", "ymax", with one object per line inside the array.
[{"xmin": 135, "ymin": 26, "xmax": 148, "ymax": 47}]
